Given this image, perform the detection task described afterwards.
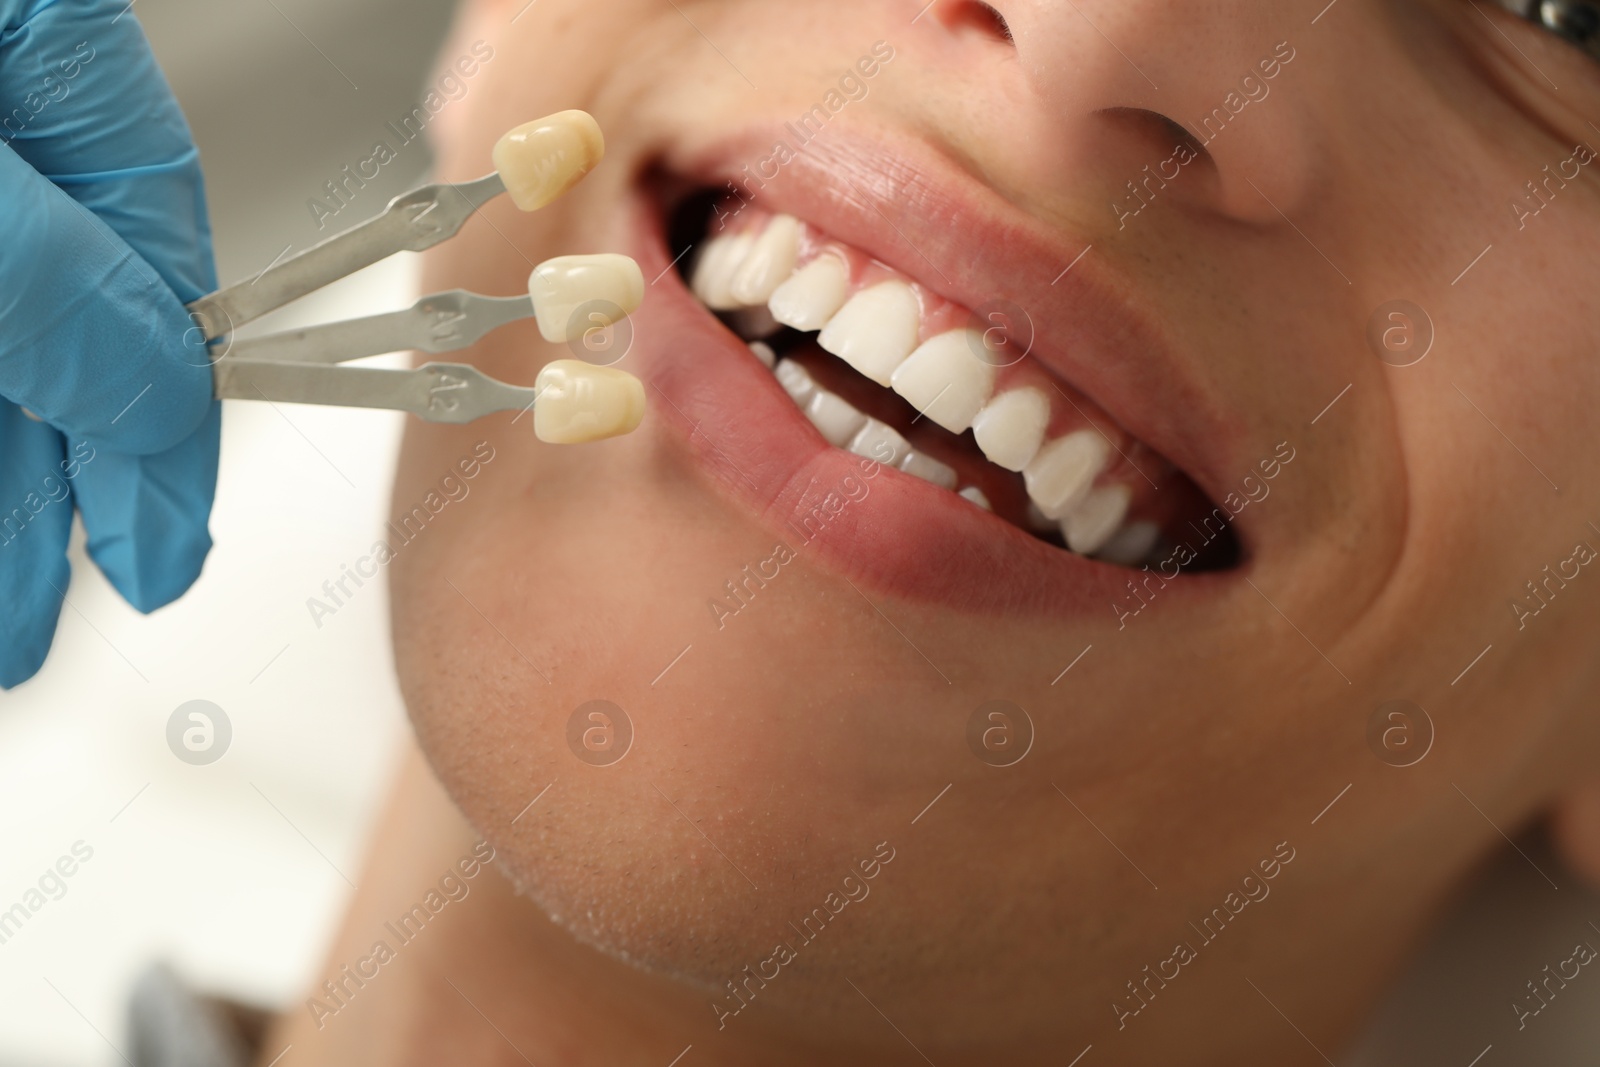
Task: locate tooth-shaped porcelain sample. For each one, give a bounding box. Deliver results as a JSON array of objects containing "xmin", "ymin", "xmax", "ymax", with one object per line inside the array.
[
  {"xmin": 972, "ymin": 387, "xmax": 1049, "ymax": 472},
  {"xmin": 768, "ymin": 254, "xmax": 848, "ymax": 331},
  {"xmin": 889, "ymin": 329, "xmax": 997, "ymax": 433},
  {"xmin": 775, "ymin": 360, "xmax": 816, "ymax": 406},
  {"xmin": 748, "ymin": 341, "xmax": 776, "ymax": 369},
  {"xmin": 529, "ymin": 254, "xmax": 644, "ymax": 343},
  {"xmin": 1060, "ymin": 485, "xmax": 1132, "ymax": 555},
  {"xmin": 492, "ymin": 111, "xmax": 605, "ymax": 212},
  {"xmin": 899, "ymin": 451, "xmax": 958, "ymax": 489},
  {"xmin": 730, "ymin": 216, "xmax": 801, "ymax": 306},
  {"xmin": 533, "ymin": 359, "xmax": 645, "ymax": 443},
  {"xmin": 805, "ymin": 389, "xmax": 867, "ymax": 447},
  {"xmin": 848, "ymin": 418, "xmax": 911, "ymax": 467},
  {"xmin": 1097, "ymin": 520, "xmax": 1161, "ymax": 566},
  {"xmin": 958, "ymin": 486, "xmax": 993, "ymax": 511},
  {"xmin": 1024, "ymin": 430, "xmax": 1110, "ymax": 517},
  {"xmin": 818, "ymin": 281, "xmax": 920, "ymax": 386}
]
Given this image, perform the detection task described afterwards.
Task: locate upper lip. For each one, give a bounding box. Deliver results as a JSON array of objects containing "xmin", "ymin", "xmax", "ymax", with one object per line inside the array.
[{"xmin": 654, "ymin": 120, "xmax": 1247, "ymax": 522}]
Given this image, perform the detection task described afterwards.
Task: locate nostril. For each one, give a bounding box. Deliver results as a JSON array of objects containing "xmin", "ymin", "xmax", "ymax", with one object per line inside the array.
[
  {"xmin": 935, "ymin": 0, "xmax": 1015, "ymax": 45},
  {"xmin": 976, "ymin": 2, "xmax": 1015, "ymax": 43},
  {"xmin": 1100, "ymin": 107, "xmax": 1216, "ymax": 170}
]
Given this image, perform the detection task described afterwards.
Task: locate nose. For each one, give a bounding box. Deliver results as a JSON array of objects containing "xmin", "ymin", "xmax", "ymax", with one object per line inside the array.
[{"xmin": 920, "ymin": 0, "xmax": 1323, "ymax": 227}]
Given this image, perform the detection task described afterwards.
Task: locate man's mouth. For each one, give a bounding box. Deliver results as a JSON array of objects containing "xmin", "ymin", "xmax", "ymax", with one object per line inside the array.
[{"xmin": 662, "ymin": 189, "xmax": 1239, "ymax": 572}]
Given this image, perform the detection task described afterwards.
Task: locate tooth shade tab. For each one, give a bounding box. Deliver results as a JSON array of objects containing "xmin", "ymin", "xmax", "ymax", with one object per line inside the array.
[
  {"xmin": 529, "ymin": 254, "xmax": 644, "ymax": 343},
  {"xmin": 493, "ymin": 111, "xmax": 605, "ymax": 212},
  {"xmin": 818, "ymin": 281, "xmax": 921, "ymax": 386},
  {"xmin": 1024, "ymin": 430, "xmax": 1111, "ymax": 517},
  {"xmin": 848, "ymin": 418, "xmax": 912, "ymax": 467},
  {"xmin": 731, "ymin": 215, "xmax": 801, "ymax": 305},
  {"xmin": 972, "ymin": 387, "xmax": 1049, "ymax": 472},
  {"xmin": 533, "ymin": 359, "xmax": 645, "ymax": 443},
  {"xmin": 889, "ymin": 329, "xmax": 997, "ymax": 434},
  {"xmin": 805, "ymin": 389, "xmax": 868, "ymax": 447},
  {"xmin": 1060, "ymin": 485, "xmax": 1132, "ymax": 555},
  {"xmin": 769, "ymin": 254, "xmax": 849, "ymax": 331},
  {"xmin": 775, "ymin": 359, "xmax": 817, "ymax": 406}
]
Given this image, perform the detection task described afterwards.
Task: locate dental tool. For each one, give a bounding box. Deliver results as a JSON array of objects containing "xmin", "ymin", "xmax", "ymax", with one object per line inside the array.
[{"xmin": 189, "ymin": 110, "xmax": 648, "ymax": 443}]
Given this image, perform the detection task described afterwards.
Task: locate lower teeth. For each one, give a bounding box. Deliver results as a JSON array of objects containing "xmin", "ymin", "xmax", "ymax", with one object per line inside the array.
[{"xmin": 759, "ymin": 334, "xmax": 1149, "ymax": 564}]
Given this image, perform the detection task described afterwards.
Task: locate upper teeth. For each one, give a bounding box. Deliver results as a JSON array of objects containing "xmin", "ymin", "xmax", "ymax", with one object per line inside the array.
[
  {"xmin": 971, "ymin": 386, "xmax": 1049, "ymax": 471},
  {"xmin": 729, "ymin": 215, "xmax": 800, "ymax": 305},
  {"xmin": 1024, "ymin": 430, "xmax": 1110, "ymax": 519},
  {"xmin": 1060, "ymin": 484, "xmax": 1131, "ymax": 556},
  {"xmin": 769, "ymin": 253, "xmax": 848, "ymax": 330},
  {"xmin": 690, "ymin": 214, "xmax": 1151, "ymax": 563},
  {"xmin": 890, "ymin": 329, "xmax": 997, "ymax": 434},
  {"xmin": 691, "ymin": 232, "xmax": 756, "ymax": 310},
  {"xmin": 818, "ymin": 281, "xmax": 921, "ymax": 387}
]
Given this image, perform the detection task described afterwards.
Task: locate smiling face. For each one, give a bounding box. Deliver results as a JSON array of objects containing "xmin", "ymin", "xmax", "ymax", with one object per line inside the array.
[{"xmin": 390, "ymin": 0, "xmax": 1600, "ymax": 1059}]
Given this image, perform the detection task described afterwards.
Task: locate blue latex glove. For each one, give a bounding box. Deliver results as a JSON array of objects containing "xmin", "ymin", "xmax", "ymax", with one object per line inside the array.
[{"xmin": 0, "ymin": 0, "xmax": 219, "ymax": 688}]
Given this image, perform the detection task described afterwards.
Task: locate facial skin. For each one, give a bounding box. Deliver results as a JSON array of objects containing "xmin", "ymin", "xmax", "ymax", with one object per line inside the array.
[{"xmin": 377, "ymin": 1, "xmax": 1600, "ymax": 1062}]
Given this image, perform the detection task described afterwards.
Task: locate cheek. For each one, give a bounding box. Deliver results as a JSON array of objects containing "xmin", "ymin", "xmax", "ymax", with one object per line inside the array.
[{"xmin": 390, "ymin": 429, "xmax": 943, "ymax": 974}]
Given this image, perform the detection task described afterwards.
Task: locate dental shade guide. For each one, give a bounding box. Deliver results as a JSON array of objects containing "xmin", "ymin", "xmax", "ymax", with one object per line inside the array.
[
  {"xmin": 185, "ymin": 170, "xmax": 513, "ymax": 339},
  {"xmin": 189, "ymin": 111, "xmax": 648, "ymax": 442}
]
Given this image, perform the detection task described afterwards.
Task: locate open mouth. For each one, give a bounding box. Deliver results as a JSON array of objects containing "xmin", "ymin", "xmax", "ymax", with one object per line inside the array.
[{"xmin": 661, "ymin": 188, "xmax": 1240, "ymax": 572}]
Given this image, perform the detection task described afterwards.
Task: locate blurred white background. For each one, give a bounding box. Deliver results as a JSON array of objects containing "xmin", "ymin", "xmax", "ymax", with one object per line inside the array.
[
  {"xmin": 0, "ymin": 0, "xmax": 453, "ymax": 1062},
  {"xmin": 1, "ymin": 1, "xmax": 1598, "ymax": 1064}
]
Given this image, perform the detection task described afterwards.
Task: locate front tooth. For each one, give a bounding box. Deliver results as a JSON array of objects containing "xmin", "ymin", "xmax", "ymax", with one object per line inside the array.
[
  {"xmin": 972, "ymin": 387, "xmax": 1049, "ymax": 472},
  {"xmin": 1024, "ymin": 430, "xmax": 1110, "ymax": 518},
  {"xmin": 748, "ymin": 341, "xmax": 776, "ymax": 369},
  {"xmin": 775, "ymin": 359, "xmax": 817, "ymax": 406},
  {"xmin": 769, "ymin": 254, "xmax": 848, "ymax": 331},
  {"xmin": 958, "ymin": 486, "xmax": 993, "ymax": 511},
  {"xmin": 899, "ymin": 451, "xmax": 958, "ymax": 489},
  {"xmin": 1059, "ymin": 485, "xmax": 1132, "ymax": 555},
  {"xmin": 889, "ymin": 330, "xmax": 996, "ymax": 433},
  {"xmin": 818, "ymin": 281, "xmax": 920, "ymax": 386},
  {"xmin": 805, "ymin": 389, "xmax": 868, "ymax": 446},
  {"xmin": 697, "ymin": 233, "xmax": 756, "ymax": 310},
  {"xmin": 848, "ymin": 418, "xmax": 911, "ymax": 467},
  {"xmin": 1096, "ymin": 520, "xmax": 1160, "ymax": 566},
  {"xmin": 529, "ymin": 254, "xmax": 645, "ymax": 343},
  {"xmin": 730, "ymin": 216, "xmax": 801, "ymax": 305}
]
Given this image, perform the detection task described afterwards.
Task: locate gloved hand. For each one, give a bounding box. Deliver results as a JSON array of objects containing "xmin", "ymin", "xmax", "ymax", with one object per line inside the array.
[{"xmin": 0, "ymin": 0, "xmax": 219, "ymax": 688}]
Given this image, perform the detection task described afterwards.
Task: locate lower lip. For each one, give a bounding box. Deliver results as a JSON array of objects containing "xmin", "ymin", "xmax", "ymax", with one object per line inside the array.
[{"xmin": 616, "ymin": 190, "xmax": 1224, "ymax": 617}]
